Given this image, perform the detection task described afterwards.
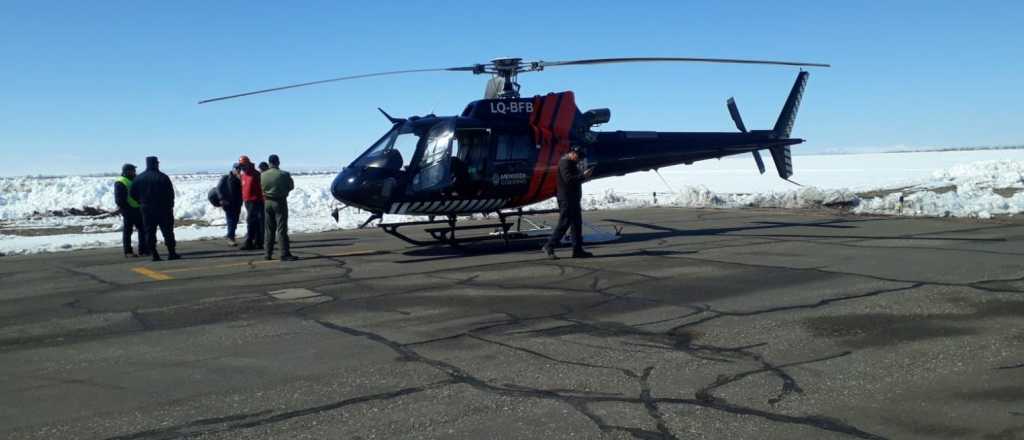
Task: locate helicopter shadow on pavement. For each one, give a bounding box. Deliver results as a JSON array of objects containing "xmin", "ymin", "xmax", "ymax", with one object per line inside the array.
[
  {"xmin": 603, "ymin": 217, "xmax": 1007, "ymax": 244},
  {"xmin": 393, "ymin": 229, "xmax": 698, "ymax": 264},
  {"xmin": 289, "ymin": 237, "xmax": 357, "ymax": 245},
  {"xmin": 394, "ymin": 215, "xmax": 1006, "ymax": 264},
  {"xmin": 395, "ymin": 238, "xmax": 547, "ymax": 264}
]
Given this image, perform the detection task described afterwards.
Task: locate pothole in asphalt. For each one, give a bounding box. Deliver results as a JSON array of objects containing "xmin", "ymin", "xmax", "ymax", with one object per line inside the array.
[{"xmin": 269, "ymin": 288, "xmax": 328, "ymax": 302}]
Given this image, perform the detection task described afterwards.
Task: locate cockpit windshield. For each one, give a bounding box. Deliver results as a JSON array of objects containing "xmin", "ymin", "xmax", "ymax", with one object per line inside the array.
[
  {"xmin": 352, "ymin": 122, "xmax": 420, "ymax": 169},
  {"xmin": 349, "ymin": 118, "xmax": 458, "ymax": 193}
]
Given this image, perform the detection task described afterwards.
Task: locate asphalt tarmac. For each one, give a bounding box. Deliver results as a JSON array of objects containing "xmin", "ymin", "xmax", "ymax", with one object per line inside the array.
[{"xmin": 1, "ymin": 207, "xmax": 1022, "ymax": 439}]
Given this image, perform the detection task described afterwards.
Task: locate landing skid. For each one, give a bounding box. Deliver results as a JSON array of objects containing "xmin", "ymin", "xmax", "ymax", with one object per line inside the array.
[
  {"xmin": 379, "ymin": 208, "xmax": 621, "ymax": 248},
  {"xmin": 379, "ymin": 208, "xmax": 559, "ymax": 247}
]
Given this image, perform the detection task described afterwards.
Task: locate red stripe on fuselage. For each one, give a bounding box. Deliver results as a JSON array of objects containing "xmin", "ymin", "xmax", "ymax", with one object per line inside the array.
[
  {"xmin": 533, "ymin": 92, "xmax": 576, "ymax": 203},
  {"xmin": 514, "ymin": 92, "xmax": 576, "ymax": 206},
  {"xmin": 516, "ymin": 94, "xmax": 556, "ymax": 205}
]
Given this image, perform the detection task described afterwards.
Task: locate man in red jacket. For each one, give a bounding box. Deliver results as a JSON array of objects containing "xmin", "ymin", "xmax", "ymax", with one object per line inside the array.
[{"xmin": 238, "ymin": 155, "xmax": 265, "ymax": 250}]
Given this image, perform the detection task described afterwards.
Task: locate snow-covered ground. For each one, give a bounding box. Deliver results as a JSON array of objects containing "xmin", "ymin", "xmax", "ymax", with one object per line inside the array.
[{"xmin": 2, "ymin": 150, "xmax": 1023, "ymax": 255}]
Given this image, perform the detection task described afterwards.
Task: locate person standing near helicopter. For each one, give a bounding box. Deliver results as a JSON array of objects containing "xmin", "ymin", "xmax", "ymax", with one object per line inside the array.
[
  {"xmin": 543, "ymin": 145, "xmax": 594, "ymax": 259},
  {"xmin": 260, "ymin": 154, "xmax": 297, "ymax": 261},
  {"xmin": 114, "ymin": 163, "xmax": 146, "ymax": 257},
  {"xmin": 238, "ymin": 155, "xmax": 265, "ymax": 250},
  {"xmin": 130, "ymin": 156, "xmax": 180, "ymax": 261}
]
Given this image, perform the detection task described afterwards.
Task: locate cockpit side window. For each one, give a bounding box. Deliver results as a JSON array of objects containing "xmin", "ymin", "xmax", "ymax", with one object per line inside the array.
[
  {"xmin": 391, "ymin": 130, "xmax": 420, "ymax": 169},
  {"xmin": 456, "ymin": 129, "xmax": 490, "ymax": 180},
  {"xmin": 495, "ymin": 133, "xmax": 533, "ymax": 161},
  {"xmin": 420, "ymin": 123, "xmax": 453, "ymax": 168}
]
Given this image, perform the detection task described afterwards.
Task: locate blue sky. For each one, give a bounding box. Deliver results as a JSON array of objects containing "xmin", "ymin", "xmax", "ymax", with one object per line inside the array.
[{"xmin": 1, "ymin": 1, "xmax": 1021, "ymax": 176}]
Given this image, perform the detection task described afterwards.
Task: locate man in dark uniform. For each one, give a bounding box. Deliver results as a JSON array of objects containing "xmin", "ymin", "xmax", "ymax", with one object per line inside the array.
[
  {"xmin": 114, "ymin": 163, "xmax": 146, "ymax": 257},
  {"xmin": 130, "ymin": 156, "xmax": 180, "ymax": 261},
  {"xmin": 217, "ymin": 163, "xmax": 243, "ymax": 246},
  {"xmin": 543, "ymin": 146, "xmax": 594, "ymax": 259}
]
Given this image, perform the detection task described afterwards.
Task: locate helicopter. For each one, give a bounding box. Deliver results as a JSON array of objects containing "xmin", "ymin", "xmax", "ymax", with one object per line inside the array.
[{"xmin": 200, "ymin": 56, "xmax": 829, "ymax": 246}]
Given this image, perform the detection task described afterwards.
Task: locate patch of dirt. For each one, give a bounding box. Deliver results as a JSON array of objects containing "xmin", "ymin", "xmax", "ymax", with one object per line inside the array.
[
  {"xmin": 994, "ymin": 188, "xmax": 1022, "ymax": 198},
  {"xmin": 0, "ymin": 226, "xmax": 89, "ymax": 237},
  {"xmin": 0, "ymin": 219, "xmax": 210, "ymax": 237},
  {"xmin": 856, "ymin": 187, "xmax": 911, "ymax": 199},
  {"xmin": 34, "ymin": 207, "xmax": 119, "ymax": 218},
  {"xmin": 857, "ymin": 185, "xmax": 958, "ymax": 199}
]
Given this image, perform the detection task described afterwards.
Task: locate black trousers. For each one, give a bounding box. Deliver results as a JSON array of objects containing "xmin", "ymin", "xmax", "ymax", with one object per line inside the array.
[
  {"xmin": 224, "ymin": 203, "xmax": 242, "ymax": 240},
  {"xmin": 120, "ymin": 207, "xmax": 145, "ymax": 254},
  {"xmin": 546, "ymin": 198, "xmax": 583, "ymax": 252},
  {"xmin": 141, "ymin": 207, "xmax": 176, "ymax": 255},
  {"xmin": 244, "ymin": 200, "xmax": 265, "ymax": 247}
]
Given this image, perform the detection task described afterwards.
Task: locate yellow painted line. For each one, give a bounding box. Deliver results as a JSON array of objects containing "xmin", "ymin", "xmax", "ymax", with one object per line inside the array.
[{"xmin": 132, "ymin": 267, "xmax": 174, "ymax": 281}]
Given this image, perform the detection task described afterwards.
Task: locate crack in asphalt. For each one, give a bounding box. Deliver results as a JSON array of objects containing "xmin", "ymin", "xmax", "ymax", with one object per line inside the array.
[
  {"xmin": 104, "ymin": 410, "xmax": 276, "ymax": 440},
  {"xmin": 57, "ymin": 265, "xmax": 123, "ymax": 288},
  {"xmin": 14, "ymin": 212, "xmax": 1022, "ymax": 438},
  {"xmin": 309, "ymin": 320, "xmax": 887, "ymax": 439},
  {"xmin": 636, "ymin": 366, "xmax": 679, "ymax": 440},
  {"xmin": 103, "ymin": 381, "xmax": 453, "ymax": 440},
  {"xmin": 467, "ymin": 333, "xmax": 634, "ymax": 375},
  {"xmin": 666, "ymin": 283, "xmax": 925, "ymax": 333},
  {"xmin": 665, "ymin": 250, "xmax": 1024, "ymax": 293},
  {"xmin": 695, "ymin": 351, "xmax": 851, "ymax": 405}
]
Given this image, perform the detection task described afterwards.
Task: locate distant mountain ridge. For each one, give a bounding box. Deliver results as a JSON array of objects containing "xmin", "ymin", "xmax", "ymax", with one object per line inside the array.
[{"xmin": 800, "ymin": 145, "xmax": 1024, "ymax": 156}]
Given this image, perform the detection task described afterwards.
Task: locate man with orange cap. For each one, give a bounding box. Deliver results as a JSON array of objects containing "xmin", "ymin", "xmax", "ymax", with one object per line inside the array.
[{"xmin": 238, "ymin": 155, "xmax": 265, "ymax": 250}]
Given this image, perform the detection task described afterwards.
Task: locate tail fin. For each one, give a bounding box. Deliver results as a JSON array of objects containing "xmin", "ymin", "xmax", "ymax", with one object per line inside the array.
[
  {"xmin": 773, "ymin": 71, "xmax": 809, "ymax": 139},
  {"xmin": 768, "ymin": 71, "xmax": 809, "ymax": 179}
]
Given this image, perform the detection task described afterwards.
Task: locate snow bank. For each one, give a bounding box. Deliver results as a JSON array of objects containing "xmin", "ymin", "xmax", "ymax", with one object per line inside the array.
[
  {"xmin": 2, "ymin": 153, "xmax": 1024, "ymax": 255},
  {"xmin": 852, "ymin": 160, "xmax": 1024, "ymax": 218}
]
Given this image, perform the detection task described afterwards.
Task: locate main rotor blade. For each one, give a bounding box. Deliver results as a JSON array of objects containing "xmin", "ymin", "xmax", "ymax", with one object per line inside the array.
[
  {"xmin": 536, "ymin": 56, "xmax": 830, "ymax": 69},
  {"xmin": 199, "ymin": 66, "xmax": 478, "ymax": 104}
]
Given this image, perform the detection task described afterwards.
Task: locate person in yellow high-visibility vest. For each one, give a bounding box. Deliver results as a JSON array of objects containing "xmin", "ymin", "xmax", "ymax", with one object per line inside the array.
[{"xmin": 114, "ymin": 163, "xmax": 146, "ymax": 257}]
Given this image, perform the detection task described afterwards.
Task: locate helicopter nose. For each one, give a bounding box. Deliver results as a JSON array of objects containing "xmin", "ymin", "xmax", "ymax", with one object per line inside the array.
[{"xmin": 331, "ymin": 167, "xmax": 362, "ymax": 204}]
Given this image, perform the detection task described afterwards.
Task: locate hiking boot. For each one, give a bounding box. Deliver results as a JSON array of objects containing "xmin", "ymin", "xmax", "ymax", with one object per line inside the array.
[{"xmin": 541, "ymin": 245, "xmax": 558, "ymax": 260}]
